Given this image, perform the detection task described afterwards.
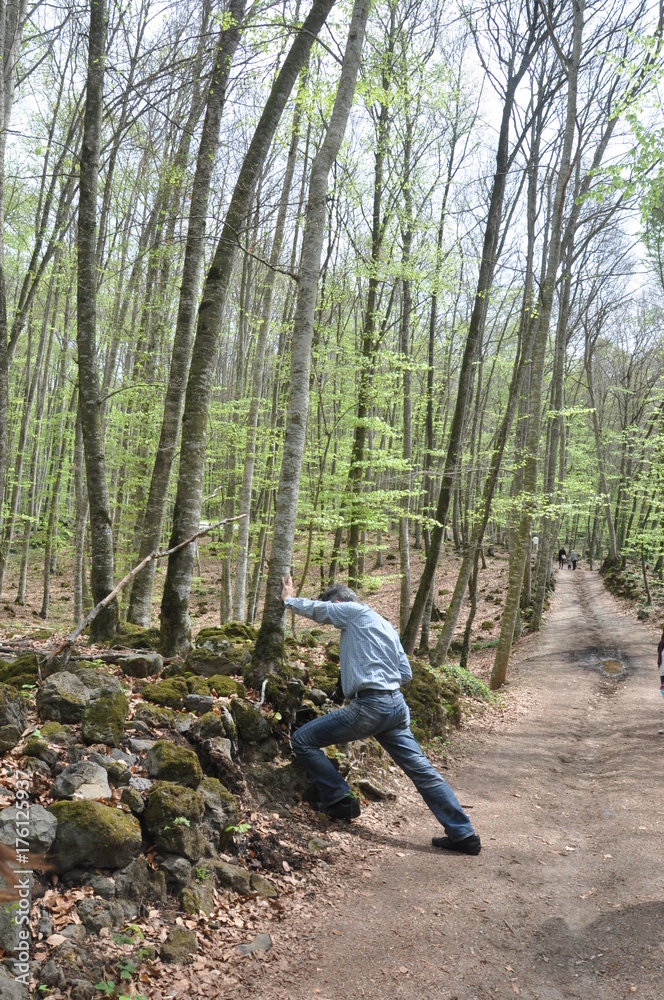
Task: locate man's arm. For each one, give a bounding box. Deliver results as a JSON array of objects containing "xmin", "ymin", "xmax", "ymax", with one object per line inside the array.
[
  {"xmin": 281, "ymin": 575, "xmax": 356, "ymax": 628},
  {"xmin": 398, "ymin": 647, "xmax": 412, "ymax": 685}
]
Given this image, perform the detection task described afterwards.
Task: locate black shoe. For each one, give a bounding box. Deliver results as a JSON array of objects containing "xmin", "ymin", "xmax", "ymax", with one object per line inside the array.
[
  {"xmin": 325, "ymin": 794, "xmax": 361, "ymax": 821},
  {"xmin": 432, "ymin": 833, "xmax": 481, "ymax": 855}
]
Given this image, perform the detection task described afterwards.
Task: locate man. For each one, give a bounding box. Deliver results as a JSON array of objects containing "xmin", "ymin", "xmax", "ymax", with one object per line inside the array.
[{"xmin": 282, "ymin": 575, "xmax": 481, "ymax": 856}]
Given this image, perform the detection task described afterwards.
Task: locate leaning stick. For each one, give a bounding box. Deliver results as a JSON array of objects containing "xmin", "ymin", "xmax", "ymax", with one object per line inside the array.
[{"xmin": 46, "ymin": 514, "xmax": 246, "ymax": 664}]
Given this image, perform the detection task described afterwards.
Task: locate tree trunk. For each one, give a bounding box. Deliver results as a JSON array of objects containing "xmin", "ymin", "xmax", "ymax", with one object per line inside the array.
[
  {"xmin": 252, "ymin": 0, "xmax": 369, "ymax": 678},
  {"xmin": 127, "ymin": 0, "xmax": 247, "ymax": 625},
  {"xmin": 160, "ymin": 0, "xmax": 337, "ymax": 656}
]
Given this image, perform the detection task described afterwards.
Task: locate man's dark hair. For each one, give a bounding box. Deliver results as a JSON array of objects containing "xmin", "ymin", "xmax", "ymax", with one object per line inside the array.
[{"xmin": 319, "ymin": 584, "xmax": 358, "ymax": 603}]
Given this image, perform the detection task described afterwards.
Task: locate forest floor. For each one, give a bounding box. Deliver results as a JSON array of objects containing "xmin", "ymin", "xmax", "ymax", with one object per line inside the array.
[{"xmin": 227, "ymin": 568, "xmax": 664, "ymax": 1000}]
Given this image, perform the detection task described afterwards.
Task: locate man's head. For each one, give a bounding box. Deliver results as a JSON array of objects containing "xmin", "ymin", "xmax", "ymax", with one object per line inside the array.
[{"xmin": 319, "ymin": 584, "xmax": 359, "ymax": 603}]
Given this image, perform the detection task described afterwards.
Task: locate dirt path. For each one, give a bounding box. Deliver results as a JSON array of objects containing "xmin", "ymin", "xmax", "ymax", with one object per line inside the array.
[{"xmin": 244, "ymin": 569, "xmax": 664, "ymax": 1000}]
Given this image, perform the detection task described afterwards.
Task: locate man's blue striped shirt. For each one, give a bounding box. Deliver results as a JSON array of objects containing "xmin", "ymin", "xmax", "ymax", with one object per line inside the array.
[{"xmin": 284, "ymin": 597, "xmax": 412, "ymax": 698}]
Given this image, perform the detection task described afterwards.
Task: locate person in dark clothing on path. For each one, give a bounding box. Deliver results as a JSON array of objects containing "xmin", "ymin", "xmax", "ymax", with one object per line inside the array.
[
  {"xmin": 281, "ymin": 575, "xmax": 481, "ymax": 855},
  {"xmin": 658, "ymin": 627, "xmax": 664, "ymax": 735},
  {"xmin": 558, "ymin": 546, "xmax": 566, "ymax": 569}
]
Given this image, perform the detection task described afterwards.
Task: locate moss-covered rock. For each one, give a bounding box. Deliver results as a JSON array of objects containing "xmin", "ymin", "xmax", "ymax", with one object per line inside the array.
[
  {"xmin": 264, "ymin": 675, "xmax": 306, "ymax": 724},
  {"xmin": 184, "ymin": 645, "xmax": 251, "ymax": 677},
  {"xmin": 250, "ymin": 873, "xmax": 278, "ymax": 898},
  {"xmin": 114, "ymin": 856, "xmax": 167, "ymax": 904},
  {"xmin": 160, "ymin": 924, "xmax": 197, "ymax": 963},
  {"xmin": 112, "ymin": 624, "xmax": 162, "ymax": 651},
  {"xmin": 36, "ymin": 672, "xmax": 91, "ymax": 723},
  {"xmin": 81, "ymin": 690, "xmax": 129, "ymax": 747},
  {"xmin": 119, "ymin": 652, "xmax": 163, "ymax": 678},
  {"xmin": 133, "ymin": 702, "xmax": 179, "ymax": 729},
  {"xmin": 230, "ymin": 698, "xmax": 272, "ymax": 743},
  {"xmin": 119, "ymin": 786, "xmax": 144, "ymax": 814},
  {"xmin": 403, "ymin": 659, "xmax": 459, "ymax": 741},
  {"xmin": 142, "ymin": 677, "xmax": 188, "ymax": 709},
  {"xmin": 0, "ymin": 724, "xmax": 22, "ymax": 751},
  {"xmin": 199, "ymin": 776, "xmax": 238, "ymax": 852},
  {"xmin": 0, "ymin": 677, "xmax": 31, "ymax": 728},
  {"xmin": 22, "ymin": 736, "xmax": 58, "ymax": 767},
  {"xmin": 213, "ymin": 859, "xmax": 251, "ymax": 894},
  {"xmin": 146, "ymin": 740, "xmax": 202, "ymax": 788},
  {"xmin": 106, "ymin": 760, "xmax": 131, "ymax": 786},
  {"xmin": 143, "ymin": 782, "xmax": 205, "ymax": 860},
  {"xmin": 49, "ymin": 800, "xmax": 142, "ymax": 871},
  {"xmin": 180, "ymin": 881, "xmax": 215, "ymax": 915},
  {"xmin": 0, "ymin": 652, "xmax": 40, "ymax": 687},
  {"xmin": 196, "ymin": 623, "xmax": 257, "ymax": 647},
  {"xmin": 206, "ymin": 674, "xmax": 245, "ymax": 698},
  {"xmin": 185, "ymin": 675, "xmax": 210, "ymax": 696},
  {"xmin": 190, "ymin": 711, "xmax": 225, "ymax": 741}
]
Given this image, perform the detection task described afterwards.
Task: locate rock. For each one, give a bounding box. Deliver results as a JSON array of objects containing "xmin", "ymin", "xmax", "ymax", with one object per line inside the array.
[
  {"xmin": 143, "ymin": 782, "xmax": 205, "ymax": 860},
  {"xmin": 403, "ymin": 657, "xmax": 460, "ymax": 740},
  {"xmin": 129, "ymin": 737, "xmax": 156, "ymax": 753},
  {"xmin": 37, "ymin": 908, "xmax": 55, "ymax": 937},
  {"xmin": 199, "ymin": 776, "xmax": 238, "ymax": 852},
  {"xmin": 119, "ymin": 786, "xmax": 144, "ymax": 814},
  {"xmin": 119, "ymin": 652, "xmax": 163, "ymax": 678},
  {"xmin": 219, "ymin": 705, "xmax": 237, "ymax": 740},
  {"xmin": 243, "ymin": 738, "xmax": 279, "ymax": 762},
  {"xmin": 0, "ymin": 652, "xmax": 40, "ymax": 688},
  {"xmin": 133, "ymin": 703, "xmax": 179, "ymax": 729},
  {"xmin": 196, "ymin": 623, "xmax": 257, "ymax": 647},
  {"xmin": 112, "ymin": 624, "xmax": 161, "ymax": 651},
  {"xmin": 235, "ymin": 932, "xmax": 272, "ymax": 956},
  {"xmin": 309, "ymin": 687, "xmax": 328, "ymax": 707},
  {"xmin": 41, "ymin": 721, "xmax": 76, "ymax": 746},
  {"xmin": 183, "ymin": 693, "xmax": 214, "ymax": 714},
  {"xmin": 190, "ymin": 711, "xmax": 225, "ymax": 741},
  {"xmin": 77, "ymin": 897, "xmax": 125, "ymax": 933},
  {"xmin": 114, "ymin": 857, "xmax": 167, "ymax": 905},
  {"xmin": 0, "ymin": 804, "xmax": 57, "ymax": 852},
  {"xmin": 247, "ymin": 760, "xmax": 313, "ymax": 804},
  {"xmin": 230, "ymin": 699, "xmax": 272, "ymax": 743},
  {"xmin": 49, "ymin": 801, "xmax": 142, "ymax": 871},
  {"xmin": 180, "ymin": 880, "xmax": 215, "ymax": 915},
  {"xmin": 22, "ymin": 736, "xmax": 58, "ymax": 767},
  {"xmin": 264, "ymin": 676, "xmax": 307, "ymax": 724},
  {"xmin": 142, "ymin": 678, "xmax": 188, "ymax": 709},
  {"xmin": 125, "ymin": 718, "xmax": 153, "ymax": 735},
  {"xmin": 250, "ymin": 873, "xmax": 278, "ymax": 898},
  {"xmin": 159, "ymin": 856, "xmax": 193, "ymax": 890},
  {"xmin": 307, "ymin": 836, "xmax": 328, "ymax": 852},
  {"xmin": 213, "ymin": 860, "xmax": 251, "ymax": 894},
  {"xmin": 356, "ymin": 778, "xmax": 396, "ymax": 801},
  {"xmin": 106, "ymin": 760, "xmax": 131, "ymax": 787},
  {"xmin": 81, "ymin": 690, "xmax": 129, "ymax": 747},
  {"xmin": 0, "ymin": 968, "xmax": 29, "ymax": 999},
  {"xmin": 65, "ymin": 665, "xmax": 123, "ymax": 694},
  {"xmin": 60, "ymin": 923, "xmax": 88, "ymax": 942},
  {"xmin": 36, "ymin": 673, "xmax": 91, "ymax": 723},
  {"xmin": 197, "ymin": 737, "xmax": 242, "ymax": 791},
  {"xmin": 0, "ymin": 900, "xmax": 20, "ymax": 952},
  {"xmin": 0, "ymin": 723, "xmax": 22, "ymax": 751},
  {"xmin": 146, "ymin": 740, "xmax": 202, "ymax": 788},
  {"xmin": 37, "ymin": 959, "xmax": 66, "ymax": 989},
  {"xmin": 89, "ymin": 875, "xmax": 116, "ymax": 900},
  {"xmin": 206, "ymin": 675, "xmax": 246, "ymax": 698},
  {"xmin": 128, "ymin": 775, "xmax": 152, "ymax": 793},
  {"xmin": 52, "ymin": 761, "xmax": 112, "ymax": 801},
  {"xmin": 0, "ymin": 682, "xmax": 29, "ymax": 729},
  {"xmin": 70, "ymin": 981, "xmax": 96, "ymax": 1000},
  {"xmin": 160, "ymin": 925, "xmax": 197, "ymax": 964},
  {"xmin": 174, "ymin": 714, "xmax": 194, "ymax": 734}
]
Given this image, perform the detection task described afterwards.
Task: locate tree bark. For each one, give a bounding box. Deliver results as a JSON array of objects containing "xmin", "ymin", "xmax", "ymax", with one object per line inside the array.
[
  {"xmin": 160, "ymin": 0, "xmax": 337, "ymax": 656},
  {"xmin": 252, "ymin": 0, "xmax": 370, "ymax": 677}
]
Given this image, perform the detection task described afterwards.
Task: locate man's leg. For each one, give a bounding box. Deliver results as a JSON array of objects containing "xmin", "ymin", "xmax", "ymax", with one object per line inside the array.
[
  {"xmin": 377, "ymin": 720, "xmax": 475, "ymax": 841},
  {"xmin": 291, "ymin": 702, "xmax": 368, "ymax": 810}
]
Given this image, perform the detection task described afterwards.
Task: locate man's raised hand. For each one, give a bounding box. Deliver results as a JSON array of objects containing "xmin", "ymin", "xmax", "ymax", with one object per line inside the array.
[{"xmin": 281, "ymin": 574, "xmax": 295, "ymax": 602}]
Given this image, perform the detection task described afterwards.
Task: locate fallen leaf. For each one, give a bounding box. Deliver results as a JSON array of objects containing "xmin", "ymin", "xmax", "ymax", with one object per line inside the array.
[{"xmin": 399, "ymin": 966, "xmax": 408, "ymax": 974}]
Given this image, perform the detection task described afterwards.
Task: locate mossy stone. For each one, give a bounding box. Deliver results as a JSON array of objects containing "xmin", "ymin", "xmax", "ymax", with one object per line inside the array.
[
  {"xmin": 112, "ymin": 624, "xmax": 162, "ymax": 651},
  {"xmin": 0, "ymin": 652, "xmax": 40, "ymax": 687},
  {"xmin": 119, "ymin": 786, "xmax": 144, "ymax": 814},
  {"xmin": 160, "ymin": 924, "xmax": 197, "ymax": 963},
  {"xmin": 190, "ymin": 712, "xmax": 225, "ymax": 741},
  {"xmin": 81, "ymin": 690, "xmax": 129, "ymax": 747},
  {"xmin": 207, "ymin": 674, "xmax": 245, "ymax": 698},
  {"xmin": 180, "ymin": 881, "xmax": 215, "ymax": 915},
  {"xmin": 133, "ymin": 702, "xmax": 179, "ymax": 729},
  {"xmin": 143, "ymin": 677, "xmax": 188, "ymax": 709},
  {"xmin": 146, "ymin": 740, "xmax": 202, "ymax": 788},
  {"xmin": 0, "ymin": 724, "xmax": 22, "ymax": 751},
  {"xmin": 22, "ymin": 737, "xmax": 57, "ymax": 766},
  {"xmin": 185, "ymin": 675, "xmax": 210, "ymax": 696},
  {"xmin": 230, "ymin": 698, "xmax": 272, "ymax": 743},
  {"xmin": 250, "ymin": 873, "xmax": 278, "ymax": 898},
  {"xmin": 119, "ymin": 652, "xmax": 163, "ymax": 678},
  {"xmin": 49, "ymin": 800, "xmax": 142, "ymax": 871},
  {"xmin": 403, "ymin": 659, "xmax": 458, "ymax": 741},
  {"xmin": 196, "ymin": 623, "xmax": 257, "ymax": 647},
  {"xmin": 184, "ymin": 645, "xmax": 251, "ymax": 677},
  {"xmin": 200, "ymin": 776, "xmax": 238, "ymax": 851},
  {"xmin": 106, "ymin": 760, "xmax": 131, "ymax": 786},
  {"xmin": 36, "ymin": 672, "xmax": 92, "ymax": 723},
  {"xmin": 143, "ymin": 782, "xmax": 205, "ymax": 860},
  {"xmin": 264, "ymin": 675, "xmax": 306, "ymax": 723}
]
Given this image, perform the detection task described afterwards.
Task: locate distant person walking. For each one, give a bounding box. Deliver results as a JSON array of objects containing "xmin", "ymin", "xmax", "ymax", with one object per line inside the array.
[
  {"xmin": 567, "ymin": 554, "xmax": 572, "ymax": 570},
  {"xmin": 570, "ymin": 550, "xmax": 578, "ymax": 570},
  {"xmin": 558, "ymin": 546, "xmax": 566, "ymax": 569}
]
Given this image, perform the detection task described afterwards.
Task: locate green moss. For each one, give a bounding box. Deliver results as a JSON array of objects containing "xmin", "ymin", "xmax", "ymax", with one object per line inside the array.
[
  {"xmin": 143, "ymin": 782, "xmax": 205, "ymax": 859},
  {"xmin": 196, "ymin": 623, "xmax": 257, "ymax": 645},
  {"xmin": 112, "ymin": 624, "xmax": 162, "ymax": 651},
  {"xmin": 264, "ymin": 675, "xmax": 306, "ymax": 722},
  {"xmin": 133, "ymin": 702, "xmax": 180, "ymax": 728},
  {"xmin": 190, "ymin": 711, "xmax": 225, "ymax": 740},
  {"xmin": 207, "ymin": 675, "xmax": 245, "ymax": 698},
  {"xmin": 81, "ymin": 690, "xmax": 129, "ymax": 746},
  {"xmin": 146, "ymin": 740, "xmax": 203, "ymax": 788},
  {"xmin": 436, "ymin": 663, "xmax": 495, "ymax": 703},
  {"xmin": 403, "ymin": 659, "xmax": 459, "ymax": 740},
  {"xmin": 49, "ymin": 800, "xmax": 142, "ymax": 871},
  {"xmin": 143, "ymin": 677, "xmax": 188, "ymax": 709},
  {"xmin": 185, "ymin": 675, "xmax": 210, "ymax": 696},
  {"xmin": 230, "ymin": 698, "xmax": 272, "ymax": 742},
  {"xmin": 0, "ymin": 653, "xmax": 40, "ymax": 687}
]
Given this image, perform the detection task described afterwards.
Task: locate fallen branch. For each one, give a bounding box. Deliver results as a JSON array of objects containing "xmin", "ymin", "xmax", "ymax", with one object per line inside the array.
[{"xmin": 45, "ymin": 514, "xmax": 246, "ymax": 665}]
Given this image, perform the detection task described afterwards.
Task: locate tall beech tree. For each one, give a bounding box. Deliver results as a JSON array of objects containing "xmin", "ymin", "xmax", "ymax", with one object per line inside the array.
[
  {"xmin": 160, "ymin": 0, "xmax": 337, "ymax": 656},
  {"xmin": 253, "ymin": 0, "xmax": 370, "ymax": 680}
]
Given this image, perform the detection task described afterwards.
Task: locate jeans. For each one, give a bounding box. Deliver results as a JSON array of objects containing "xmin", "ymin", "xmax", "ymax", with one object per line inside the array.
[{"xmin": 291, "ymin": 690, "xmax": 474, "ymax": 840}]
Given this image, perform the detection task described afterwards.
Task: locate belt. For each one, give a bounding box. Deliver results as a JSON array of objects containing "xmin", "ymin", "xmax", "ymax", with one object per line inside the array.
[{"xmin": 355, "ymin": 688, "xmax": 396, "ymax": 698}]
